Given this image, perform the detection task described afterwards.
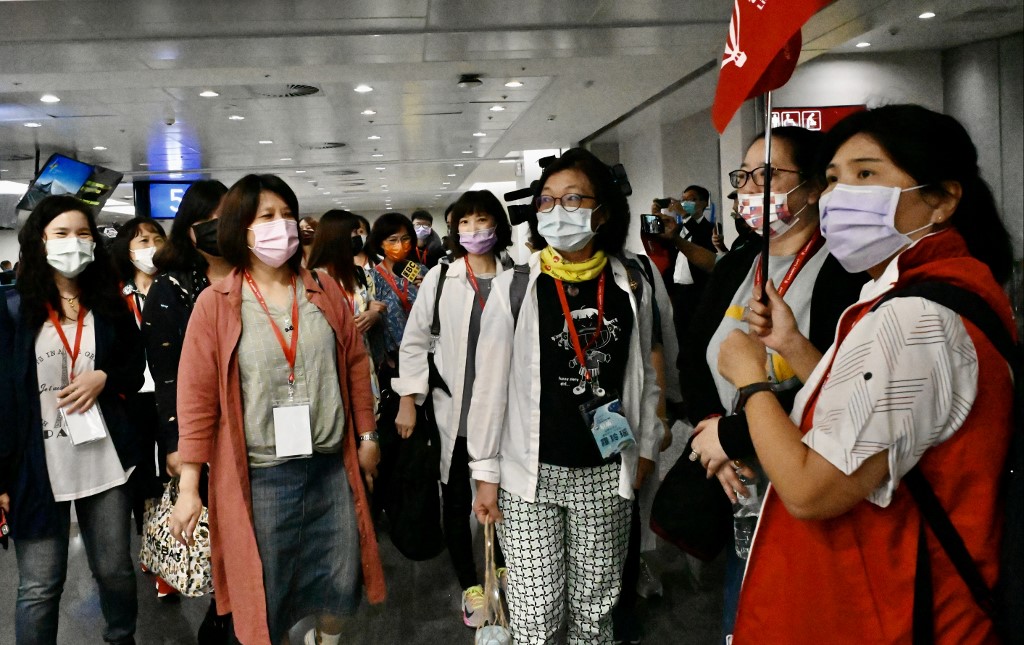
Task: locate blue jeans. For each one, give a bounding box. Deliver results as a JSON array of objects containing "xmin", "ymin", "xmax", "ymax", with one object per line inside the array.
[{"xmin": 14, "ymin": 484, "xmax": 137, "ymax": 645}]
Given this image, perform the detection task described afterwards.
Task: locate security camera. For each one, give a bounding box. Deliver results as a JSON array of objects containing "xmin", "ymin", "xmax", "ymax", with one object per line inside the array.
[{"xmin": 164, "ymin": 116, "xmax": 176, "ymax": 126}]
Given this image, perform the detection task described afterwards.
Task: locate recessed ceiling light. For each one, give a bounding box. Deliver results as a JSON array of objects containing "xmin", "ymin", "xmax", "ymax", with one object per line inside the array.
[
  {"xmin": 169, "ymin": 173, "xmax": 183, "ymax": 178},
  {"xmin": 323, "ymin": 192, "xmax": 331, "ymax": 195},
  {"xmin": 361, "ymin": 109, "xmax": 377, "ymax": 115},
  {"xmin": 462, "ymin": 150, "xmax": 473, "ymax": 154},
  {"xmin": 380, "ymin": 184, "xmax": 388, "ymax": 188},
  {"xmin": 499, "ymin": 159, "xmax": 518, "ymax": 163},
  {"xmin": 228, "ymin": 115, "xmax": 245, "ymax": 120},
  {"xmin": 307, "ymin": 179, "xmax": 316, "ymax": 183},
  {"xmin": 296, "ymin": 170, "xmax": 307, "ymax": 174},
  {"xmin": 376, "ymin": 166, "xmax": 386, "ymax": 171},
  {"xmin": 435, "ymin": 194, "xmax": 442, "ymax": 197},
  {"xmin": 473, "ymin": 132, "xmax": 486, "ymax": 137},
  {"xmin": 258, "ymin": 140, "xmax": 273, "ymax": 144},
  {"xmin": 504, "ymin": 81, "xmax": 523, "ymax": 88},
  {"xmin": 280, "ymin": 157, "xmax": 292, "ymax": 161},
  {"xmin": 40, "ymin": 94, "xmax": 60, "ymax": 103},
  {"xmin": 367, "ymin": 135, "xmax": 381, "ymax": 140},
  {"xmin": 138, "ymin": 163, "xmax": 149, "ymax": 167},
  {"xmin": 489, "ymin": 105, "xmax": 505, "ymax": 112},
  {"xmin": 454, "ymin": 163, "xmax": 464, "ymax": 167},
  {"xmin": 442, "ymin": 182, "xmax": 451, "ymax": 185},
  {"xmin": 93, "ymin": 146, "xmax": 107, "ymax": 151},
  {"xmin": 372, "ymin": 153, "xmax": 384, "ymax": 158},
  {"xmin": 199, "ymin": 90, "xmax": 219, "ymax": 98},
  {"xmin": 919, "ymin": 11, "xmax": 936, "ymax": 19},
  {"xmin": 447, "ymin": 174, "xmax": 456, "ymax": 177},
  {"xmin": 856, "ymin": 42, "xmax": 871, "ymax": 48},
  {"xmin": 354, "ymin": 84, "xmax": 373, "ymax": 93},
  {"xmin": 24, "ymin": 122, "xmax": 42, "ymax": 128}
]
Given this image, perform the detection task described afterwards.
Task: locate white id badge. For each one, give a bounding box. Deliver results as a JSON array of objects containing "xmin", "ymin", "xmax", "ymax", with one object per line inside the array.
[
  {"xmin": 273, "ymin": 404, "xmax": 313, "ymax": 458},
  {"xmin": 62, "ymin": 406, "xmax": 108, "ymax": 446}
]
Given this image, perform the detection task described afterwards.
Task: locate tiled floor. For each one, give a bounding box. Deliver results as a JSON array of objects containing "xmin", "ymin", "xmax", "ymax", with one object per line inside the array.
[{"xmin": 0, "ymin": 520, "xmax": 724, "ymax": 644}]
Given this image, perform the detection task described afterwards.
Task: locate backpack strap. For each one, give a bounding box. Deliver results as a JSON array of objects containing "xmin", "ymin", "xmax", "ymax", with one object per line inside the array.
[
  {"xmin": 509, "ymin": 263, "xmax": 530, "ymax": 327},
  {"xmin": 871, "ymin": 282, "xmax": 1018, "ymax": 641},
  {"xmin": 426, "ymin": 264, "xmax": 451, "ymax": 396}
]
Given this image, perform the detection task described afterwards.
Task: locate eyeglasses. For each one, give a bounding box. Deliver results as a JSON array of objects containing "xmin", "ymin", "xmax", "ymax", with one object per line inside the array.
[
  {"xmin": 534, "ymin": 193, "xmax": 596, "ymax": 213},
  {"xmin": 728, "ymin": 166, "xmax": 803, "ymax": 189}
]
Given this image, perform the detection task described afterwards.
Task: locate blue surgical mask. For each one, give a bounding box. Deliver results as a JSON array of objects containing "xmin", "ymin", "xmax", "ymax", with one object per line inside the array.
[{"xmin": 681, "ymin": 200, "xmax": 697, "ymax": 216}]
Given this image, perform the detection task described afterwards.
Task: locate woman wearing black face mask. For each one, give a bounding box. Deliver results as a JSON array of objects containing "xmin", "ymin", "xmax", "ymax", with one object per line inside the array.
[{"xmin": 140, "ymin": 180, "xmax": 233, "ymax": 637}]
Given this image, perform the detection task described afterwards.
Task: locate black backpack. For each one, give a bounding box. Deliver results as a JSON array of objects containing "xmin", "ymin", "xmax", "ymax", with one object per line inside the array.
[{"xmin": 870, "ymin": 282, "xmax": 1021, "ymax": 645}]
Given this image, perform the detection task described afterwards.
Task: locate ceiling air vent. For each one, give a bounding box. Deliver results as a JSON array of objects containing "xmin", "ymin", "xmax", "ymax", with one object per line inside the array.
[
  {"xmin": 249, "ymin": 84, "xmax": 321, "ymax": 98},
  {"xmin": 323, "ymin": 169, "xmax": 360, "ymax": 176},
  {"xmin": 0, "ymin": 153, "xmax": 34, "ymax": 162},
  {"xmin": 301, "ymin": 142, "xmax": 347, "ymax": 150}
]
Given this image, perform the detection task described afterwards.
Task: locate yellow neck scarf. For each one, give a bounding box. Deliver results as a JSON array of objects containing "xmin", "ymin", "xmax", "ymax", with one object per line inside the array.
[{"xmin": 539, "ymin": 246, "xmax": 608, "ymax": 282}]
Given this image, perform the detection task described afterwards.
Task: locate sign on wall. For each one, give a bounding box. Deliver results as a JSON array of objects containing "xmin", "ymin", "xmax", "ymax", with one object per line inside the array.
[{"xmin": 770, "ymin": 105, "xmax": 866, "ymax": 131}]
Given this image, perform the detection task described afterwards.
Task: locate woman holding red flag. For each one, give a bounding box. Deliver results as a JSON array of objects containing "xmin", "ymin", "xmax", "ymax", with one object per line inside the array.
[
  {"xmin": 168, "ymin": 174, "xmax": 384, "ymax": 645},
  {"xmin": 700, "ymin": 105, "xmax": 1015, "ymax": 643}
]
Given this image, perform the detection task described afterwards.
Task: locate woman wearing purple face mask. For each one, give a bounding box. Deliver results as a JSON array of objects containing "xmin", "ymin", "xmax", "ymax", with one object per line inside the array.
[
  {"xmin": 678, "ymin": 126, "xmax": 869, "ymax": 642},
  {"xmin": 706, "ymin": 105, "xmax": 1016, "ymax": 645},
  {"xmin": 391, "ymin": 190, "xmax": 514, "ymax": 628},
  {"xmin": 168, "ymin": 174, "xmax": 385, "ymax": 645}
]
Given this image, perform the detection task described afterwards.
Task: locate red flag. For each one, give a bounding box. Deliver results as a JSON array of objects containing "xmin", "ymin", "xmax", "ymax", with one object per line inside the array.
[{"xmin": 711, "ymin": 0, "xmax": 829, "ymax": 133}]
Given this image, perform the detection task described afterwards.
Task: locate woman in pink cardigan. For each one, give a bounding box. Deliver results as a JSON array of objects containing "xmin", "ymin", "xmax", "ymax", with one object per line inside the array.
[{"xmin": 169, "ymin": 174, "xmax": 385, "ymax": 645}]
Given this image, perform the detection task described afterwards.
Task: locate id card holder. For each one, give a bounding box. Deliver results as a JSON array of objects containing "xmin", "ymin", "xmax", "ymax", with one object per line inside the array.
[
  {"xmin": 272, "ymin": 393, "xmax": 313, "ymax": 458},
  {"xmin": 579, "ymin": 394, "xmax": 636, "ymax": 459},
  {"xmin": 62, "ymin": 406, "xmax": 108, "ymax": 446}
]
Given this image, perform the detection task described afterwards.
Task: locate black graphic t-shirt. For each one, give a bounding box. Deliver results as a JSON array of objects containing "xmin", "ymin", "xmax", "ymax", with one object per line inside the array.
[{"xmin": 537, "ymin": 269, "xmax": 633, "ymax": 468}]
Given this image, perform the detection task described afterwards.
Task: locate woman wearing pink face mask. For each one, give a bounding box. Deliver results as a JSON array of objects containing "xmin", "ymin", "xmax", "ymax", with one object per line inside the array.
[
  {"xmin": 392, "ymin": 190, "xmax": 514, "ymax": 628},
  {"xmin": 677, "ymin": 126, "xmax": 868, "ymax": 641},
  {"xmin": 168, "ymin": 174, "xmax": 385, "ymax": 645}
]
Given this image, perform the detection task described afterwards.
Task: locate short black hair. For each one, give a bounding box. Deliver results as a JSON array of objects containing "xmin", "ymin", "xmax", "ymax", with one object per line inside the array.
[
  {"xmin": 368, "ymin": 212, "xmax": 415, "ymax": 258},
  {"xmin": 218, "ymin": 174, "xmax": 301, "ymax": 271},
  {"xmin": 410, "ymin": 209, "xmax": 433, "ymax": 225},
  {"xmin": 529, "ymin": 147, "xmax": 631, "ymax": 256},
  {"xmin": 447, "ymin": 190, "xmax": 513, "ymax": 258},
  {"xmin": 748, "ymin": 126, "xmax": 826, "ymax": 189},
  {"xmin": 109, "ymin": 217, "xmax": 167, "ymax": 282},
  {"xmin": 683, "ymin": 185, "xmax": 710, "ymax": 203}
]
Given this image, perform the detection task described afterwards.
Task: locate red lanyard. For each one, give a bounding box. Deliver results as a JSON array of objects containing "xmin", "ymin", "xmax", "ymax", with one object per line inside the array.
[
  {"xmin": 244, "ymin": 271, "xmax": 300, "ymax": 387},
  {"xmin": 753, "ymin": 230, "xmax": 824, "ymax": 298},
  {"xmin": 416, "ymin": 247, "xmax": 428, "ymax": 265},
  {"xmin": 464, "ymin": 261, "xmax": 487, "ymax": 311},
  {"xmin": 375, "ymin": 263, "xmax": 411, "ymax": 313},
  {"xmin": 124, "ymin": 292, "xmax": 142, "ymax": 326},
  {"xmin": 47, "ymin": 304, "xmax": 87, "ymax": 378},
  {"xmin": 555, "ymin": 273, "xmax": 606, "ymax": 382}
]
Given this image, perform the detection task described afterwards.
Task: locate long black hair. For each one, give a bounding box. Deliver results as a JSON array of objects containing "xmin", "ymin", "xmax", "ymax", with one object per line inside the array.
[
  {"xmin": 16, "ymin": 195, "xmax": 128, "ymax": 329},
  {"xmin": 109, "ymin": 217, "xmax": 167, "ymax": 283},
  {"xmin": 307, "ymin": 210, "xmax": 363, "ymax": 293},
  {"xmin": 528, "ymin": 148, "xmax": 631, "ymax": 256},
  {"xmin": 154, "ymin": 180, "xmax": 228, "ymax": 273},
  {"xmin": 823, "ymin": 104, "xmax": 1013, "ymax": 284}
]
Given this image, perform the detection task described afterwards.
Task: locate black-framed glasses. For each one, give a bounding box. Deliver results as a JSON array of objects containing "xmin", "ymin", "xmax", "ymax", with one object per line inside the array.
[
  {"xmin": 728, "ymin": 166, "xmax": 803, "ymax": 189},
  {"xmin": 534, "ymin": 193, "xmax": 596, "ymax": 213}
]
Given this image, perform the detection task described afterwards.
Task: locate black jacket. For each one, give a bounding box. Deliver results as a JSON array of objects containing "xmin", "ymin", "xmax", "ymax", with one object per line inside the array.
[
  {"xmin": 678, "ymin": 241, "xmax": 869, "ymax": 458},
  {"xmin": 0, "ymin": 292, "xmax": 144, "ymax": 539}
]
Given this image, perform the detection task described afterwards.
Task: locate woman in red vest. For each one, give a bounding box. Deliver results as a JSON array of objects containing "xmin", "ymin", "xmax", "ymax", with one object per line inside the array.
[{"xmin": 691, "ymin": 104, "xmax": 1015, "ymax": 643}]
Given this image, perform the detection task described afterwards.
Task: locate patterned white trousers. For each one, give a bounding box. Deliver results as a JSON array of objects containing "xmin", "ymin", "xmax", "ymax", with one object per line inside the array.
[{"xmin": 497, "ymin": 462, "xmax": 632, "ymax": 644}]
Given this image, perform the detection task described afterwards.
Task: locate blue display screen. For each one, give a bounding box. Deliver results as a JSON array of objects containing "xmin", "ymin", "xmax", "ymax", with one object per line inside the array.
[{"xmin": 148, "ymin": 182, "xmax": 193, "ymax": 219}]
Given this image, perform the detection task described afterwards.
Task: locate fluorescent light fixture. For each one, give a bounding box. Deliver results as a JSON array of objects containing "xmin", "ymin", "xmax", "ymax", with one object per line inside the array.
[
  {"xmin": 499, "ymin": 159, "xmax": 518, "ymax": 163},
  {"xmin": 489, "ymin": 105, "xmax": 505, "ymax": 112},
  {"xmin": 454, "ymin": 163, "xmax": 464, "ymax": 167},
  {"xmin": 40, "ymin": 94, "xmax": 60, "ymax": 103},
  {"xmin": 462, "ymin": 150, "xmax": 473, "ymax": 154},
  {"xmin": 504, "ymin": 81, "xmax": 523, "ymax": 88},
  {"xmin": 24, "ymin": 122, "xmax": 42, "ymax": 128},
  {"xmin": 473, "ymin": 132, "xmax": 486, "ymax": 137},
  {"xmin": 856, "ymin": 42, "xmax": 871, "ymax": 48},
  {"xmin": 354, "ymin": 84, "xmax": 373, "ymax": 93},
  {"xmin": 295, "ymin": 170, "xmax": 307, "ymax": 174},
  {"xmin": 323, "ymin": 192, "xmax": 331, "ymax": 195},
  {"xmin": 259, "ymin": 140, "xmax": 273, "ymax": 144},
  {"xmin": 367, "ymin": 135, "xmax": 381, "ymax": 140},
  {"xmin": 447, "ymin": 174, "xmax": 456, "ymax": 177},
  {"xmin": 372, "ymin": 153, "xmax": 384, "ymax": 158},
  {"xmin": 228, "ymin": 115, "xmax": 245, "ymax": 120},
  {"xmin": 199, "ymin": 90, "xmax": 219, "ymax": 97},
  {"xmin": 361, "ymin": 109, "xmax": 377, "ymax": 115},
  {"xmin": 919, "ymin": 11, "xmax": 936, "ymax": 19},
  {"xmin": 280, "ymin": 157, "xmax": 292, "ymax": 161},
  {"xmin": 376, "ymin": 166, "xmax": 386, "ymax": 170},
  {"xmin": 93, "ymin": 146, "xmax": 107, "ymax": 151}
]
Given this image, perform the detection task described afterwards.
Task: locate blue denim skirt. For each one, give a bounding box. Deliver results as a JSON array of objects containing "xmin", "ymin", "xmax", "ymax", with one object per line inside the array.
[{"xmin": 249, "ymin": 452, "xmax": 360, "ymax": 643}]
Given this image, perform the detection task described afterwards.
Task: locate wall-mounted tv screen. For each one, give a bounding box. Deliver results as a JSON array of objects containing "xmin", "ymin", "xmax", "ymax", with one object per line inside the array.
[
  {"xmin": 16, "ymin": 153, "xmax": 124, "ymax": 212},
  {"xmin": 133, "ymin": 181, "xmax": 195, "ymax": 219}
]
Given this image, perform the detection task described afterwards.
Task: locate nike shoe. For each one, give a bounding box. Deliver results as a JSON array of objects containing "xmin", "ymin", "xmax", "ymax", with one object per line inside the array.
[{"xmin": 462, "ymin": 585, "xmax": 486, "ymax": 628}]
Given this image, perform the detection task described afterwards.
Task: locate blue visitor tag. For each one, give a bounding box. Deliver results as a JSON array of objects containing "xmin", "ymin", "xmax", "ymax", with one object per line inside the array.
[{"xmin": 581, "ymin": 397, "xmax": 636, "ymax": 459}]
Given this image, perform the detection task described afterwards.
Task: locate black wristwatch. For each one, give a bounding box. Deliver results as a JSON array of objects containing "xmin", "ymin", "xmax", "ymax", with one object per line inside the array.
[{"xmin": 737, "ymin": 382, "xmax": 775, "ymax": 411}]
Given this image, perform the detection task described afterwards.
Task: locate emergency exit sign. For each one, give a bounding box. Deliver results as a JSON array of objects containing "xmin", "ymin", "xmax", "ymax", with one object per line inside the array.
[{"xmin": 770, "ymin": 105, "xmax": 866, "ymax": 131}]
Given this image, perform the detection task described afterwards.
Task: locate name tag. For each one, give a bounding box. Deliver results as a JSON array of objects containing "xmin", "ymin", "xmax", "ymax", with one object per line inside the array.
[
  {"xmin": 273, "ymin": 404, "xmax": 313, "ymax": 458},
  {"xmin": 580, "ymin": 396, "xmax": 636, "ymax": 459},
  {"xmin": 62, "ymin": 406, "xmax": 108, "ymax": 446}
]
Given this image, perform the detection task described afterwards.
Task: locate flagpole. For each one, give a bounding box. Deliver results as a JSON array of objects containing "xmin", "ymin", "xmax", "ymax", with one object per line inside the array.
[{"xmin": 760, "ymin": 90, "xmax": 773, "ymax": 304}]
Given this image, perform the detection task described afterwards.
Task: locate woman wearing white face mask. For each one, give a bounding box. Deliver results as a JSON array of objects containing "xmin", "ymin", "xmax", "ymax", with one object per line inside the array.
[
  {"xmin": 697, "ymin": 105, "xmax": 1015, "ymax": 643},
  {"xmin": 392, "ymin": 190, "xmax": 514, "ymax": 628},
  {"xmin": 0, "ymin": 195, "xmax": 144, "ymax": 645},
  {"xmin": 678, "ymin": 126, "xmax": 869, "ymax": 642},
  {"xmin": 167, "ymin": 174, "xmax": 385, "ymax": 645},
  {"xmin": 468, "ymin": 149, "xmax": 662, "ymax": 644}
]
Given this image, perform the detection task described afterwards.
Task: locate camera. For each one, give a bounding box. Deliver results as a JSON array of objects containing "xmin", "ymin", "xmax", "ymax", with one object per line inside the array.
[{"xmin": 640, "ymin": 214, "xmax": 664, "ymax": 235}]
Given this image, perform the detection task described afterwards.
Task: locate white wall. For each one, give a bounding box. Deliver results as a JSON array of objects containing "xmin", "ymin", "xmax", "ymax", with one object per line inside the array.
[
  {"xmin": 0, "ymin": 230, "xmax": 19, "ymax": 266},
  {"xmin": 661, "ymin": 108, "xmax": 722, "ymax": 212},
  {"xmin": 617, "ymin": 108, "xmax": 666, "ymax": 255}
]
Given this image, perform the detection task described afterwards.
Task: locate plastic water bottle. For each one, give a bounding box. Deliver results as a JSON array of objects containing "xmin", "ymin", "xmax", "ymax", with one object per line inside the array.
[{"xmin": 732, "ymin": 471, "xmax": 760, "ymax": 560}]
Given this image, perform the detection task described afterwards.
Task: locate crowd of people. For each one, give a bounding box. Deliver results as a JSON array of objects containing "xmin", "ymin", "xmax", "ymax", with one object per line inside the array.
[{"xmin": 0, "ymin": 103, "xmax": 1017, "ymax": 645}]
